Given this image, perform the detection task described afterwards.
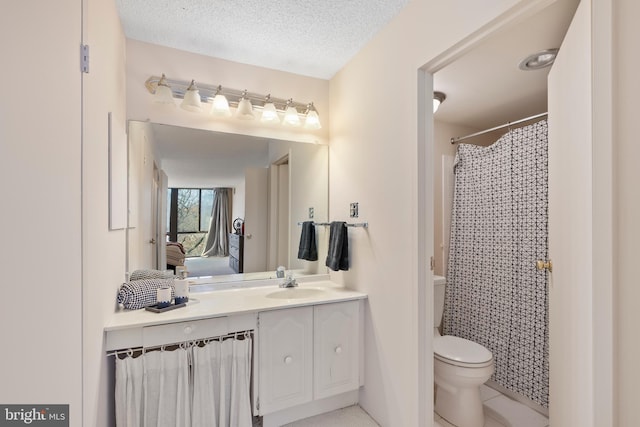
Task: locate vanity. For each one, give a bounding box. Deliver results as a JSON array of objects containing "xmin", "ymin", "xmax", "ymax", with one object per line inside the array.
[{"xmin": 105, "ymin": 278, "xmax": 366, "ymax": 426}]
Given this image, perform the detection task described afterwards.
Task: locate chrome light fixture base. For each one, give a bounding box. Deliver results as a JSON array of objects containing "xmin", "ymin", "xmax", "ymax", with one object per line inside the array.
[{"xmin": 145, "ymin": 75, "xmax": 320, "ymax": 129}]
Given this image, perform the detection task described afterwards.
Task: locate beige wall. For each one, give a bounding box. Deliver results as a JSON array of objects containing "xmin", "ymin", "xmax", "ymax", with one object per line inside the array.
[
  {"xmin": 8, "ymin": 0, "xmax": 638, "ymax": 425},
  {"xmin": 0, "ymin": 0, "xmax": 83, "ymax": 421},
  {"xmin": 615, "ymin": 0, "xmax": 640, "ymax": 424},
  {"xmin": 81, "ymin": 0, "xmax": 128, "ymax": 425},
  {"xmin": 0, "ymin": 1, "xmax": 125, "ymax": 425},
  {"xmin": 126, "ymin": 40, "xmax": 330, "ymax": 145},
  {"xmin": 328, "ymin": 0, "xmax": 529, "ymax": 424}
]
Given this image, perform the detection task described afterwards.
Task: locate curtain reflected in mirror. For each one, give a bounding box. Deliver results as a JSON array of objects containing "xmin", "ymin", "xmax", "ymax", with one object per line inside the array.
[{"xmin": 201, "ymin": 188, "xmax": 232, "ymax": 257}]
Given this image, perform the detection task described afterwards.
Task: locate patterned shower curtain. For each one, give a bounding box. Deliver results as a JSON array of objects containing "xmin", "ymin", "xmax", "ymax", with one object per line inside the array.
[{"xmin": 443, "ymin": 119, "xmax": 549, "ymax": 408}]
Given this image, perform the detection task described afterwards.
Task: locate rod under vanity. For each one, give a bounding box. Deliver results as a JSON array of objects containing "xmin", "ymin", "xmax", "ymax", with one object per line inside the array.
[
  {"xmin": 450, "ymin": 112, "xmax": 548, "ymax": 144},
  {"xmin": 106, "ymin": 329, "xmax": 253, "ymax": 357},
  {"xmin": 296, "ymin": 221, "xmax": 368, "ymax": 228}
]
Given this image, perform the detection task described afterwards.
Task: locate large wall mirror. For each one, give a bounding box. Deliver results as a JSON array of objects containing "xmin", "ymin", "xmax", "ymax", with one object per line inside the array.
[{"xmin": 127, "ymin": 120, "xmax": 329, "ymax": 284}]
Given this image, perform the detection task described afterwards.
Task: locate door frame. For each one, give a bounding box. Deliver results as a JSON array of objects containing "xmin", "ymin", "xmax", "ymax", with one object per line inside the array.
[{"xmin": 416, "ymin": 0, "xmax": 613, "ymax": 425}]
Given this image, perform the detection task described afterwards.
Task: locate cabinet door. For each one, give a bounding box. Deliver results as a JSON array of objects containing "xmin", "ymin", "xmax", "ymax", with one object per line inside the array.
[
  {"xmin": 258, "ymin": 306, "xmax": 313, "ymax": 414},
  {"xmin": 313, "ymin": 301, "xmax": 360, "ymax": 399}
]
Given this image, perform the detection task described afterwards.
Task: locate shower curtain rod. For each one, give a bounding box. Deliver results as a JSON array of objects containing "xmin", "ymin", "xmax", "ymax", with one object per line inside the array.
[
  {"xmin": 106, "ymin": 330, "xmax": 253, "ymax": 357},
  {"xmin": 450, "ymin": 112, "xmax": 548, "ymax": 144}
]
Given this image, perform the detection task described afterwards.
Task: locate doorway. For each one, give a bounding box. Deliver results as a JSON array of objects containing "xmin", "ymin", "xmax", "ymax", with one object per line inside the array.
[
  {"xmin": 416, "ymin": 0, "xmax": 613, "ymax": 425},
  {"xmin": 268, "ymin": 155, "xmax": 290, "ymax": 270}
]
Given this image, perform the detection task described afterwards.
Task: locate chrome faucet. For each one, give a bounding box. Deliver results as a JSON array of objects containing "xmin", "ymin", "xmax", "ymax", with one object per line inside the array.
[{"xmin": 279, "ymin": 274, "xmax": 298, "ymax": 288}]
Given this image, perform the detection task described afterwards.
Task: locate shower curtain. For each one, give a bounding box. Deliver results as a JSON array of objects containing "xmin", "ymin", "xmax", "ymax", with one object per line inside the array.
[
  {"xmin": 443, "ymin": 119, "xmax": 549, "ymax": 408},
  {"xmin": 115, "ymin": 335, "xmax": 253, "ymax": 427}
]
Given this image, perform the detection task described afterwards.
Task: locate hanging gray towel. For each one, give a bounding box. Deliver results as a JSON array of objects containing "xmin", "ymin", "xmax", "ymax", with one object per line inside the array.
[
  {"xmin": 325, "ymin": 221, "xmax": 349, "ymax": 271},
  {"xmin": 297, "ymin": 221, "xmax": 318, "ymax": 261}
]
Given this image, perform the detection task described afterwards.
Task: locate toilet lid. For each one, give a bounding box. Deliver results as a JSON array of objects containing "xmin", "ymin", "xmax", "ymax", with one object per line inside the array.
[{"xmin": 434, "ymin": 335, "xmax": 492, "ymax": 365}]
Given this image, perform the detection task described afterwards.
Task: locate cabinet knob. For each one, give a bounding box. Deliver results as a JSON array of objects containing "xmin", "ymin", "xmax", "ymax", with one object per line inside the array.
[
  {"xmin": 335, "ymin": 346, "xmax": 343, "ymax": 354},
  {"xmin": 284, "ymin": 355, "xmax": 293, "ymax": 364},
  {"xmin": 184, "ymin": 326, "xmax": 193, "ymax": 335}
]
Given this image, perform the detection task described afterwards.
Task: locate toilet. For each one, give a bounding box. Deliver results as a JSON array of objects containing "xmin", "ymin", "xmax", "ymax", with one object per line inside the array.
[{"xmin": 433, "ymin": 275, "xmax": 494, "ymax": 427}]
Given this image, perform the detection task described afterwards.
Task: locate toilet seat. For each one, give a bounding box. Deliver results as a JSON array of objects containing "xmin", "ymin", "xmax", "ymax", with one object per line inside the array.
[{"xmin": 434, "ymin": 335, "xmax": 493, "ymax": 368}]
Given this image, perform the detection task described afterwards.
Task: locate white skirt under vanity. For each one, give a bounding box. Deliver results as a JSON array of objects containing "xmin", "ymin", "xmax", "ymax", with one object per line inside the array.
[{"xmin": 105, "ymin": 277, "xmax": 367, "ymax": 427}]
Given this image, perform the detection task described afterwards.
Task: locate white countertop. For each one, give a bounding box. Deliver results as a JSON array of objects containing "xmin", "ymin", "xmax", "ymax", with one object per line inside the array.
[{"xmin": 104, "ymin": 280, "xmax": 367, "ymax": 332}]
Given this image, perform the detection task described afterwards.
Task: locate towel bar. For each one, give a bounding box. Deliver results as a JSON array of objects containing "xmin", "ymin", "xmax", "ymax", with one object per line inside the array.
[{"xmin": 297, "ymin": 221, "xmax": 368, "ymax": 228}]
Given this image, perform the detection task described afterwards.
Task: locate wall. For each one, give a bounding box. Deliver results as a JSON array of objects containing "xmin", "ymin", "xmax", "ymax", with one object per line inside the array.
[
  {"xmin": 126, "ymin": 40, "xmax": 330, "ymax": 145},
  {"xmin": 615, "ymin": 0, "xmax": 640, "ymax": 424},
  {"xmin": 82, "ymin": 0, "xmax": 128, "ymax": 426},
  {"xmin": 0, "ymin": 0, "xmax": 83, "ymax": 423},
  {"xmin": 328, "ymin": 0, "xmax": 532, "ymax": 425}
]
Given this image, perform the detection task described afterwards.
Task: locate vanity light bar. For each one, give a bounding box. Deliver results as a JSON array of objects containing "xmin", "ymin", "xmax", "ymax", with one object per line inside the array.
[{"xmin": 145, "ymin": 75, "xmax": 316, "ymax": 116}]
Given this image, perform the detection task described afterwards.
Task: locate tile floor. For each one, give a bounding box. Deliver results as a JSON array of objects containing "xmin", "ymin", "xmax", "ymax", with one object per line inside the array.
[
  {"xmin": 284, "ymin": 405, "xmax": 379, "ymax": 426},
  {"xmin": 280, "ymin": 385, "xmax": 549, "ymax": 427},
  {"xmin": 435, "ymin": 385, "xmax": 549, "ymax": 427}
]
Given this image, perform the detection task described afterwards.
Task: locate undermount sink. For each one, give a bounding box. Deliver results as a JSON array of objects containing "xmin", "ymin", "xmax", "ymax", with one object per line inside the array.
[{"xmin": 265, "ymin": 288, "xmax": 326, "ymax": 300}]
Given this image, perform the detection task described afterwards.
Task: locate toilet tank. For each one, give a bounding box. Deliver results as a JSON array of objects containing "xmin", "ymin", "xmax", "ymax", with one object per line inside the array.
[{"xmin": 434, "ymin": 275, "xmax": 446, "ymax": 329}]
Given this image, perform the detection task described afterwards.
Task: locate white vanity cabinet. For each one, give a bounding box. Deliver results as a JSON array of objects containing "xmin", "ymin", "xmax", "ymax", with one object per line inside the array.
[
  {"xmin": 257, "ymin": 306, "xmax": 314, "ymax": 414},
  {"xmin": 256, "ymin": 300, "xmax": 362, "ymax": 419},
  {"xmin": 313, "ymin": 300, "xmax": 360, "ymax": 399}
]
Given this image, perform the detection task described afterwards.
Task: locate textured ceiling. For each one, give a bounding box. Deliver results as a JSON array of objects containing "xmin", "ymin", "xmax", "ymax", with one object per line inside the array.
[{"xmin": 116, "ymin": 0, "xmax": 409, "ymax": 79}]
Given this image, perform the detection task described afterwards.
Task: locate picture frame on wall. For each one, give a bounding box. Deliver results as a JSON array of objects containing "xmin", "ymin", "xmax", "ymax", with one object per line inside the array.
[{"xmin": 108, "ymin": 112, "xmax": 127, "ymax": 230}]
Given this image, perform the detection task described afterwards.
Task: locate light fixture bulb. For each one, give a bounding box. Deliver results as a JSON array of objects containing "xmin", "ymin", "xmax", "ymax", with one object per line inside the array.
[
  {"xmin": 304, "ymin": 103, "xmax": 322, "ymax": 129},
  {"xmin": 433, "ymin": 91, "xmax": 446, "ymax": 113},
  {"xmin": 235, "ymin": 91, "xmax": 255, "ymax": 120},
  {"xmin": 153, "ymin": 74, "xmax": 176, "ymax": 106},
  {"xmin": 261, "ymin": 95, "xmax": 280, "ymax": 124},
  {"xmin": 210, "ymin": 85, "xmax": 231, "ymax": 117},
  {"xmin": 433, "ymin": 98, "xmax": 441, "ymax": 113},
  {"xmin": 283, "ymin": 99, "xmax": 301, "ymax": 127},
  {"xmin": 181, "ymin": 80, "xmax": 203, "ymax": 112}
]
